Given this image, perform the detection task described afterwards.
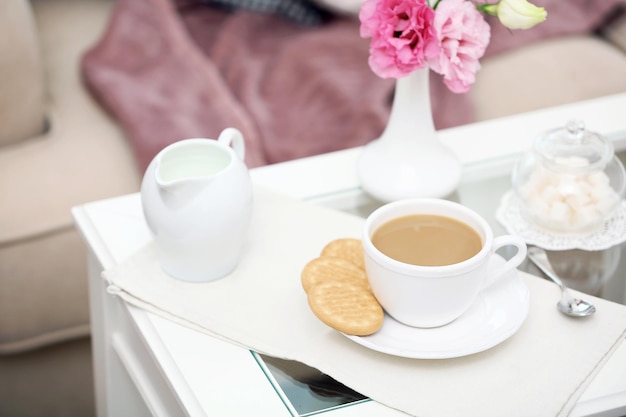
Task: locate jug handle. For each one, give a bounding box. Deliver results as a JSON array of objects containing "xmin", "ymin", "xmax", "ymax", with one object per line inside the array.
[{"xmin": 218, "ymin": 128, "xmax": 246, "ymax": 161}]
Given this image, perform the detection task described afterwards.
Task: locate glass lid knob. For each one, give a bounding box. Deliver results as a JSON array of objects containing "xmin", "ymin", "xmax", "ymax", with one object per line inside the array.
[{"xmin": 535, "ymin": 119, "xmax": 614, "ymax": 172}]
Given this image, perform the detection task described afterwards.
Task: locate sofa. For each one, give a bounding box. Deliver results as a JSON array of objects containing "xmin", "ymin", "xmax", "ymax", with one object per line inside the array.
[
  {"xmin": 2, "ymin": 0, "xmax": 626, "ymax": 416},
  {"xmin": 0, "ymin": 1, "xmax": 139, "ymax": 416}
]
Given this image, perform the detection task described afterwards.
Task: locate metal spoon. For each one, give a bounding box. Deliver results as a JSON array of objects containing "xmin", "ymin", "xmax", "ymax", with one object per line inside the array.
[{"xmin": 527, "ymin": 246, "xmax": 596, "ymax": 317}]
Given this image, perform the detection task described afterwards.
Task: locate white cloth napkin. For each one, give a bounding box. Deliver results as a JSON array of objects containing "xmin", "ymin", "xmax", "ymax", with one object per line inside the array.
[{"xmin": 104, "ymin": 187, "xmax": 626, "ymax": 417}]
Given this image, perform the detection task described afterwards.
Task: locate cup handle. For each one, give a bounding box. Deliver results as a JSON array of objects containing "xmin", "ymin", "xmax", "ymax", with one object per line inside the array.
[
  {"xmin": 218, "ymin": 128, "xmax": 246, "ymax": 161},
  {"xmin": 481, "ymin": 235, "xmax": 527, "ymax": 289}
]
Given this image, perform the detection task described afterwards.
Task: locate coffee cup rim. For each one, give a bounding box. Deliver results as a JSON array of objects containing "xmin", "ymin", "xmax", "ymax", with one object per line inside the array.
[{"xmin": 363, "ymin": 198, "xmax": 493, "ymax": 275}]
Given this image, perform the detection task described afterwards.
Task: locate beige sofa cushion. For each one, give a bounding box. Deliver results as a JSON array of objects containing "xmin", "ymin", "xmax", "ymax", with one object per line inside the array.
[
  {"xmin": 0, "ymin": 229, "xmax": 90, "ymax": 353},
  {"xmin": 0, "ymin": 0, "xmax": 141, "ymax": 245},
  {"xmin": 0, "ymin": 0, "xmax": 46, "ymax": 146},
  {"xmin": 472, "ymin": 35, "xmax": 626, "ymax": 121},
  {"xmin": 0, "ymin": 0, "xmax": 140, "ymax": 353}
]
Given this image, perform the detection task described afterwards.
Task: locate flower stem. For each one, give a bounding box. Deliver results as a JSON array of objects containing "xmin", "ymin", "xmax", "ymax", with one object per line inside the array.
[{"xmin": 476, "ymin": 2, "xmax": 499, "ymax": 16}]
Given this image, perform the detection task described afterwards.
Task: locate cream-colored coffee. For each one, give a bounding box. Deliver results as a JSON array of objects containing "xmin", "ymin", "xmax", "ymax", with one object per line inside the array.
[{"xmin": 372, "ymin": 214, "xmax": 482, "ymax": 266}]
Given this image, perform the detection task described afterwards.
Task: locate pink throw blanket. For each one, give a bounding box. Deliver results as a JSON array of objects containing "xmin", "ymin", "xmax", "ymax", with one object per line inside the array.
[{"xmin": 82, "ymin": 0, "xmax": 625, "ymax": 171}]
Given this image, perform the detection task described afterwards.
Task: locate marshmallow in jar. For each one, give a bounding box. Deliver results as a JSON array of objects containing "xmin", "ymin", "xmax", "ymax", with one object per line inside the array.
[{"xmin": 512, "ymin": 120, "xmax": 626, "ymax": 233}]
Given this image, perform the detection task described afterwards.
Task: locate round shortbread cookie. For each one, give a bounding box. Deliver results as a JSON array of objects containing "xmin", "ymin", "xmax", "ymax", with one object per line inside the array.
[
  {"xmin": 307, "ymin": 281, "xmax": 383, "ymax": 336},
  {"xmin": 321, "ymin": 238, "xmax": 365, "ymax": 270},
  {"xmin": 301, "ymin": 256, "xmax": 368, "ymax": 293}
]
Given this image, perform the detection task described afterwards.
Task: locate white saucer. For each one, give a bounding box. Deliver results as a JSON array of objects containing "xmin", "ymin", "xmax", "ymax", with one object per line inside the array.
[{"xmin": 344, "ymin": 255, "xmax": 530, "ymax": 359}]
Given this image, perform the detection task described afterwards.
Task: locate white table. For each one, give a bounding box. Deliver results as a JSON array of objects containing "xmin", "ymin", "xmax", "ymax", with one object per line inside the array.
[{"xmin": 73, "ymin": 94, "xmax": 626, "ymax": 417}]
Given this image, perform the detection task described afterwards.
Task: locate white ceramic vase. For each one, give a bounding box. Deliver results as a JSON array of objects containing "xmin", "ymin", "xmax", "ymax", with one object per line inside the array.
[{"xmin": 357, "ymin": 68, "xmax": 462, "ymax": 202}]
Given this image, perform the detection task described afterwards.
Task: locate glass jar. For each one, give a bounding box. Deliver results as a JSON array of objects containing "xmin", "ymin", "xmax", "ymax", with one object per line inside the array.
[{"xmin": 512, "ymin": 120, "xmax": 626, "ymax": 233}]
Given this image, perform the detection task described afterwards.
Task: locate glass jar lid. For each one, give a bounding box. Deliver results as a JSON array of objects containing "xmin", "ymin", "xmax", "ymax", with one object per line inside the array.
[{"xmin": 534, "ymin": 119, "xmax": 614, "ymax": 173}]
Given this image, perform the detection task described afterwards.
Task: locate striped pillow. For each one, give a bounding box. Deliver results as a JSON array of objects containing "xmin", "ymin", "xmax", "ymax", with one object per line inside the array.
[{"xmin": 196, "ymin": 0, "xmax": 331, "ymax": 25}]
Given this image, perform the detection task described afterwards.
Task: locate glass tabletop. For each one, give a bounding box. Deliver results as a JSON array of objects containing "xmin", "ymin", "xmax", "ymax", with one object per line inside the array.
[
  {"xmin": 254, "ymin": 148, "xmax": 626, "ymax": 416},
  {"xmin": 325, "ymin": 149, "xmax": 626, "ymax": 306}
]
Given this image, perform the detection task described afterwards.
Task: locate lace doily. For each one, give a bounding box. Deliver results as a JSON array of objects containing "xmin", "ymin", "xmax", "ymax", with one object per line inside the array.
[{"xmin": 496, "ymin": 191, "xmax": 626, "ymax": 251}]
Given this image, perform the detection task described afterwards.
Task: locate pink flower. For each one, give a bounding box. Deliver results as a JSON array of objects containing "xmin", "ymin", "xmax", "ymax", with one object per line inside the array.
[
  {"xmin": 359, "ymin": 0, "xmax": 544, "ymax": 92},
  {"xmin": 427, "ymin": 0, "xmax": 491, "ymax": 93},
  {"xmin": 359, "ymin": 0, "xmax": 441, "ymax": 78}
]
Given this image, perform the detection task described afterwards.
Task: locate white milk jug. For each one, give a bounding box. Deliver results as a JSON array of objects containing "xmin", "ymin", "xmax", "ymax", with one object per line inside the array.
[{"xmin": 141, "ymin": 128, "xmax": 253, "ymax": 282}]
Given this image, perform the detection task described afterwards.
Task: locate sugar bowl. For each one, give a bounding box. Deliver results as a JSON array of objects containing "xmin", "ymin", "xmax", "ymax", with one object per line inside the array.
[{"xmin": 512, "ymin": 120, "xmax": 626, "ymax": 233}]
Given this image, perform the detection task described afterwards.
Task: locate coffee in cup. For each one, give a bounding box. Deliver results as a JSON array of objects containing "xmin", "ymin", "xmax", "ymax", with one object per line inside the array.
[
  {"xmin": 371, "ymin": 213, "xmax": 482, "ymax": 266},
  {"xmin": 362, "ymin": 198, "xmax": 527, "ymax": 328}
]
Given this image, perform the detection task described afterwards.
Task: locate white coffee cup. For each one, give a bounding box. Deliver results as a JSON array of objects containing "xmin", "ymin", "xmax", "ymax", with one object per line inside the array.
[{"xmin": 362, "ymin": 198, "xmax": 527, "ymax": 328}]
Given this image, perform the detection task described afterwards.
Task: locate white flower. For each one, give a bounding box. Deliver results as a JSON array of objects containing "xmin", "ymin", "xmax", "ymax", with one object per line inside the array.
[{"xmin": 495, "ymin": 0, "xmax": 547, "ymax": 30}]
